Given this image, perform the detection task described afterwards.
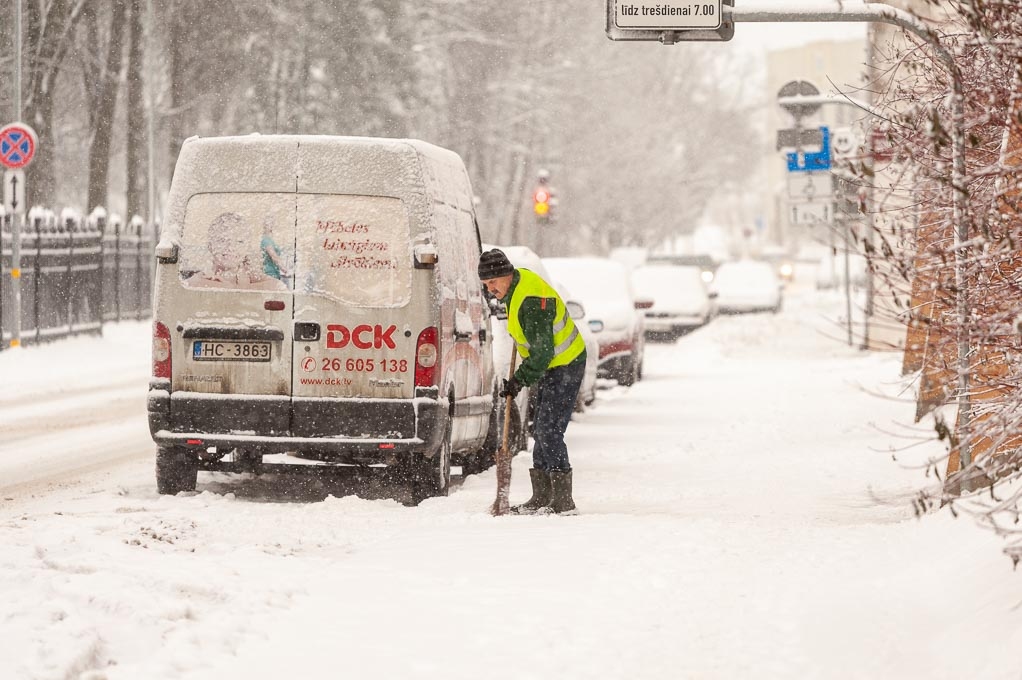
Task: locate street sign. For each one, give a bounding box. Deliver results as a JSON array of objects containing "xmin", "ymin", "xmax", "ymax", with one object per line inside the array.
[
  {"xmin": 613, "ymin": 0, "xmax": 722, "ymax": 30},
  {"xmin": 606, "ymin": 0, "xmax": 734, "ymax": 42},
  {"xmin": 777, "ymin": 80, "xmax": 821, "ymax": 121},
  {"xmin": 787, "ymin": 126, "xmax": 831, "ymax": 172},
  {"xmin": 790, "ymin": 201, "xmax": 833, "ymax": 225},
  {"xmin": 0, "ymin": 123, "xmax": 38, "ymax": 169},
  {"xmin": 786, "ymin": 171, "xmax": 833, "ymax": 202},
  {"xmin": 776, "ymin": 127, "xmax": 823, "ymax": 152},
  {"xmin": 4, "ymin": 169, "xmax": 25, "ymax": 215}
]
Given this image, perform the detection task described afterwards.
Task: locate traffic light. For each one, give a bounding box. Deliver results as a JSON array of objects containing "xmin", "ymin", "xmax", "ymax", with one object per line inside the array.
[{"xmin": 533, "ymin": 186, "xmax": 551, "ymax": 218}]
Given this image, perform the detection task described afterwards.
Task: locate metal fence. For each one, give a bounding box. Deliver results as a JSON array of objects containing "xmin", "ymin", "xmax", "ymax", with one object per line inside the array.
[{"xmin": 0, "ymin": 208, "xmax": 154, "ymax": 350}]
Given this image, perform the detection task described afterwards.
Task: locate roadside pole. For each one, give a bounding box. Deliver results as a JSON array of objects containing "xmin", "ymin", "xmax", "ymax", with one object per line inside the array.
[{"xmin": 13, "ymin": 0, "xmax": 22, "ymax": 349}]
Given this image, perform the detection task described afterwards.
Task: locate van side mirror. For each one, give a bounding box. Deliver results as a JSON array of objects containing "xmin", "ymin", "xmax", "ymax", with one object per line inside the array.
[
  {"xmin": 487, "ymin": 295, "xmax": 507, "ymax": 320},
  {"xmin": 155, "ymin": 242, "xmax": 178, "ymax": 264},
  {"xmin": 566, "ymin": 300, "xmax": 586, "ymax": 320},
  {"xmin": 414, "ymin": 243, "xmax": 438, "ymax": 269}
]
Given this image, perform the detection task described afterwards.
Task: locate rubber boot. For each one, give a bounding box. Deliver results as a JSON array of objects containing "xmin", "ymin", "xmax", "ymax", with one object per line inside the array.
[
  {"xmin": 510, "ymin": 469, "xmax": 551, "ymax": 515},
  {"xmin": 548, "ymin": 469, "xmax": 578, "ymax": 515}
]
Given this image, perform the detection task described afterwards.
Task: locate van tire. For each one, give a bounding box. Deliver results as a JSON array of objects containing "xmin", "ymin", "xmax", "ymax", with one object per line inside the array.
[
  {"xmin": 408, "ymin": 420, "xmax": 452, "ymax": 504},
  {"xmin": 156, "ymin": 446, "xmax": 198, "ymax": 495}
]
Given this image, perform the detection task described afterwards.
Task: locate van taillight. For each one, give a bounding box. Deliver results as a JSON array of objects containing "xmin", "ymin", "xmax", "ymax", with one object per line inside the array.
[
  {"xmin": 153, "ymin": 321, "xmax": 172, "ymax": 379},
  {"xmin": 415, "ymin": 327, "xmax": 438, "ymax": 387}
]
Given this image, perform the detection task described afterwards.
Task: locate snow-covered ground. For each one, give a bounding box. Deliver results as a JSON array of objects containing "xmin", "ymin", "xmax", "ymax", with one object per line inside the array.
[{"xmin": 1, "ymin": 286, "xmax": 1020, "ymax": 680}]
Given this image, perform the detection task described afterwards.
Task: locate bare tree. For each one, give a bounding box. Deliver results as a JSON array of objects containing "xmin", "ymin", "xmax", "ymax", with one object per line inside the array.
[
  {"xmin": 22, "ymin": 0, "xmax": 88, "ymax": 206},
  {"xmin": 81, "ymin": 0, "xmax": 127, "ymax": 213},
  {"xmin": 856, "ymin": 0, "xmax": 1022, "ymax": 557},
  {"xmin": 125, "ymin": 0, "xmax": 146, "ymax": 220}
]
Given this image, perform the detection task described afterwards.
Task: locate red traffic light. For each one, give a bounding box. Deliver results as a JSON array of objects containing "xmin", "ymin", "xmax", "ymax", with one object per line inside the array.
[{"xmin": 533, "ymin": 187, "xmax": 551, "ymax": 217}]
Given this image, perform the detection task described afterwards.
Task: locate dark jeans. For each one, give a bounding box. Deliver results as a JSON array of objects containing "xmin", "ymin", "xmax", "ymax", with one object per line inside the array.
[{"xmin": 531, "ymin": 359, "xmax": 585, "ymax": 472}]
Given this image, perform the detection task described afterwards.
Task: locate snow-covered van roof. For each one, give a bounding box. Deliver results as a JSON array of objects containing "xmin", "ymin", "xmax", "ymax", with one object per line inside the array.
[{"xmin": 160, "ymin": 134, "xmax": 474, "ymax": 246}]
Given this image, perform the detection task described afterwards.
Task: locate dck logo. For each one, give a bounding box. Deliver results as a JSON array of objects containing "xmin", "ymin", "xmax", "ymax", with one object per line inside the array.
[{"xmin": 326, "ymin": 324, "xmax": 397, "ymax": 350}]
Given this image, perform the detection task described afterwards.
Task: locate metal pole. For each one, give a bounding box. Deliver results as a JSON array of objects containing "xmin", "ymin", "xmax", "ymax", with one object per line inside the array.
[
  {"xmin": 733, "ymin": 1, "xmax": 972, "ymax": 469},
  {"xmin": 11, "ymin": 0, "xmax": 22, "ymax": 348},
  {"xmin": 15, "ymin": 0, "xmax": 22, "ymax": 122},
  {"xmin": 862, "ymin": 21, "xmax": 877, "ymax": 351}
]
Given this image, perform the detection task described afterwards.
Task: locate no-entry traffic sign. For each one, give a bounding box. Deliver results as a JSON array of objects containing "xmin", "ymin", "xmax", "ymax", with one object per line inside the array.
[{"xmin": 0, "ymin": 123, "xmax": 38, "ymax": 170}]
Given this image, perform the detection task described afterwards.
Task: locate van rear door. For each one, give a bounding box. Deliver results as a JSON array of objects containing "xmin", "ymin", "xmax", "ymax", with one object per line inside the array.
[
  {"xmin": 171, "ymin": 191, "xmax": 296, "ymax": 435},
  {"xmin": 289, "ymin": 192, "xmax": 422, "ymax": 439}
]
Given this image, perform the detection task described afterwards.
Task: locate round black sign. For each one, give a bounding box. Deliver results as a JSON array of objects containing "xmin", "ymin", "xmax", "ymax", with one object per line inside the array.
[{"xmin": 777, "ymin": 80, "xmax": 821, "ymax": 120}]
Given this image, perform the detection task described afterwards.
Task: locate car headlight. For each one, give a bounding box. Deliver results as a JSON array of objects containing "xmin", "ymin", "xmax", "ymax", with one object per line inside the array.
[{"xmin": 701, "ymin": 270, "xmax": 714, "ymax": 284}]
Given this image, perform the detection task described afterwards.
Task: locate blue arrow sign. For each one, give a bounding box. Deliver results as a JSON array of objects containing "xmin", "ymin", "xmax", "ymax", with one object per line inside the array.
[{"xmin": 787, "ymin": 126, "xmax": 830, "ymax": 172}]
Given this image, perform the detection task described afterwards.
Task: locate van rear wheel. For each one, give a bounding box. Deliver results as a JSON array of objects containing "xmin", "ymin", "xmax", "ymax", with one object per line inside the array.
[
  {"xmin": 156, "ymin": 446, "xmax": 198, "ymax": 495},
  {"xmin": 408, "ymin": 420, "xmax": 452, "ymax": 504}
]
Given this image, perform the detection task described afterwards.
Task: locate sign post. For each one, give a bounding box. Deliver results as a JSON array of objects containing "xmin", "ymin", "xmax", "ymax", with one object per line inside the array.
[{"xmin": 0, "ymin": 122, "xmax": 38, "ymax": 349}]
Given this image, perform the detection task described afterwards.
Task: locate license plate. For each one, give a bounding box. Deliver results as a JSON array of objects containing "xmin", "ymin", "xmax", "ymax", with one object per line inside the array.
[{"xmin": 192, "ymin": 340, "xmax": 271, "ymax": 362}]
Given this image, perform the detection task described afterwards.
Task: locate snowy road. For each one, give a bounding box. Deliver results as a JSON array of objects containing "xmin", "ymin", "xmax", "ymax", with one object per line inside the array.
[{"xmin": 1, "ymin": 293, "xmax": 1020, "ymax": 680}]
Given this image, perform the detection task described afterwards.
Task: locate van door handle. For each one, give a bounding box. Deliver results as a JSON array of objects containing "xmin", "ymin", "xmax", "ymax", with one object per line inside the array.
[
  {"xmin": 294, "ymin": 322, "xmax": 321, "ymax": 342},
  {"xmin": 479, "ymin": 328, "xmax": 487, "ymax": 342},
  {"xmin": 454, "ymin": 330, "xmax": 472, "ymax": 342}
]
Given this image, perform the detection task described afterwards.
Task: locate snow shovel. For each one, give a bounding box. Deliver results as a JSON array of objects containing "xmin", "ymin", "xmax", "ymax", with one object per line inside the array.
[{"xmin": 490, "ymin": 345, "xmax": 518, "ymax": 516}]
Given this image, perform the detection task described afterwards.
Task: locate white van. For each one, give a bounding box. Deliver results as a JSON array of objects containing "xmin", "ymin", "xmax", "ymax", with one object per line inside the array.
[{"xmin": 148, "ymin": 135, "xmax": 498, "ymax": 502}]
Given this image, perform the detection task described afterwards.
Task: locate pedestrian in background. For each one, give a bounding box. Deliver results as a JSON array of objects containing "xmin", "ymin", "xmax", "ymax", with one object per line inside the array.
[{"xmin": 478, "ymin": 248, "xmax": 587, "ymax": 515}]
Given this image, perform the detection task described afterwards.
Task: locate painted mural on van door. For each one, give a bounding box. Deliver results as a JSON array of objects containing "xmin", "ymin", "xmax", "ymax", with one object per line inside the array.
[
  {"xmin": 179, "ymin": 193, "xmax": 411, "ymax": 305},
  {"xmin": 179, "ymin": 193, "xmax": 293, "ymax": 292},
  {"xmin": 294, "ymin": 194, "xmax": 412, "ymax": 308}
]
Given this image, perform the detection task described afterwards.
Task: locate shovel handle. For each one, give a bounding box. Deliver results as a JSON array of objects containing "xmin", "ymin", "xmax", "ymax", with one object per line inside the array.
[{"xmin": 491, "ymin": 344, "xmax": 518, "ymax": 516}]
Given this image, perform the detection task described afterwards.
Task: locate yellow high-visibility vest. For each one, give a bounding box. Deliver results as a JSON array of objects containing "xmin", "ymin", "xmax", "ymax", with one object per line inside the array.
[{"xmin": 506, "ymin": 269, "xmax": 586, "ymax": 369}]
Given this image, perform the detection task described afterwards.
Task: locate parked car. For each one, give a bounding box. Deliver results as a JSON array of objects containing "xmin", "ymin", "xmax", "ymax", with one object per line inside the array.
[
  {"xmin": 815, "ymin": 252, "xmax": 868, "ymax": 290},
  {"xmin": 756, "ymin": 246, "xmax": 795, "ymax": 283},
  {"xmin": 480, "ymin": 245, "xmax": 601, "ymax": 445},
  {"xmin": 645, "ymin": 253, "xmax": 720, "ymax": 284},
  {"xmin": 556, "ymin": 287, "xmax": 601, "ymax": 411},
  {"xmin": 711, "ymin": 260, "xmax": 784, "ymax": 314},
  {"xmin": 150, "ymin": 135, "xmax": 498, "ymax": 504},
  {"xmin": 543, "ymin": 256, "xmax": 648, "ymax": 386},
  {"xmin": 630, "ymin": 264, "xmax": 714, "ymax": 340}
]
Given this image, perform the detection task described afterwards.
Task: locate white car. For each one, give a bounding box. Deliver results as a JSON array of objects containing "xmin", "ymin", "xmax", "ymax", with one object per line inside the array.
[
  {"xmin": 556, "ymin": 287, "xmax": 601, "ymax": 411},
  {"xmin": 712, "ymin": 260, "xmax": 784, "ymax": 314},
  {"xmin": 815, "ymin": 252, "xmax": 868, "ymax": 290},
  {"xmin": 543, "ymin": 256, "xmax": 648, "ymax": 386},
  {"xmin": 631, "ymin": 264, "xmax": 714, "ymax": 340},
  {"xmin": 480, "ymin": 245, "xmax": 598, "ymax": 454}
]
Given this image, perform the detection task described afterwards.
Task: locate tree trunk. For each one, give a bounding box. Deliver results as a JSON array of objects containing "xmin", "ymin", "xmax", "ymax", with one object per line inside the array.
[
  {"xmin": 23, "ymin": 0, "xmax": 85, "ymax": 207},
  {"xmin": 166, "ymin": 1, "xmax": 184, "ymax": 184},
  {"xmin": 86, "ymin": 0, "xmax": 128, "ymax": 214},
  {"xmin": 125, "ymin": 0, "xmax": 146, "ymax": 221}
]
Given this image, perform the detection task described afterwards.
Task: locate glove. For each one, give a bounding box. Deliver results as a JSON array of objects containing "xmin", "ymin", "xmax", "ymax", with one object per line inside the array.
[{"xmin": 500, "ymin": 377, "xmax": 523, "ymax": 399}]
